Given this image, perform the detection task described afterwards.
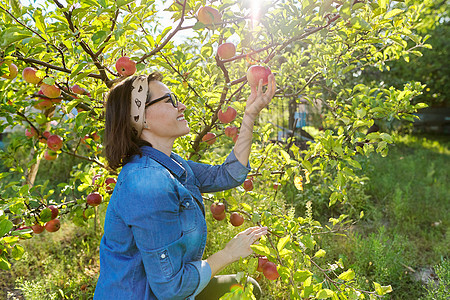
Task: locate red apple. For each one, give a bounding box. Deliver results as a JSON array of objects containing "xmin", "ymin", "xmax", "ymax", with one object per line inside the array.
[
  {"xmin": 34, "ymin": 99, "xmax": 53, "ymax": 110},
  {"xmin": 22, "ymin": 67, "xmax": 42, "ymax": 84},
  {"xmin": 217, "ymin": 43, "xmax": 236, "ymax": 60},
  {"xmin": 210, "ymin": 202, "xmax": 225, "ymax": 215},
  {"xmin": 273, "ymin": 183, "xmax": 281, "ymax": 190},
  {"xmin": 40, "ymin": 83, "xmax": 61, "ymax": 98},
  {"xmin": 202, "ymin": 132, "xmax": 216, "ymax": 145},
  {"xmin": 246, "ymin": 65, "xmax": 272, "ymax": 87},
  {"xmin": 44, "ymin": 149, "xmax": 58, "ymax": 161},
  {"xmin": 243, "ymin": 178, "xmax": 253, "ymax": 191},
  {"xmin": 197, "ymin": 6, "xmax": 222, "ymax": 25},
  {"xmin": 257, "ymin": 256, "xmax": 269, "ymax": 272},
  {"xmin": 42, "ymin": 130, "xmax": 51, "ymax": 139},
  {"xmin": 31, "ymin": 224, "xmax": 45, "ymax": 234},
  {"xmin": 230, "ymin": 212, "xmax": 244, "ymax": 227},
  {"xmin": 115, "ymin": 56, "xmax": 136, "ymax": 77},
  {"xmin": 224, "ymin": 126, "xmax": 238, "ymax": 138},
  {"xmin": 47, "ymin": 134, "xmax": 63, "ymax": 151},
  {"xmin": 47, "ymin": 205, "xmax": 59, "ymax": 220},
  {"xmin": 105, "ymin": 177, "xmax": 117, "ymax": 191},
  {"xmin": 25, "ymin": 127, "xmax": 37, "ymax": 138},
  {"xmin": 233, "ymin": 134, "xmax": 239, "ymax": 143},
  {"xmin": 218, "ymin": 106, "xmax": 237, "ymax": 124},
  {"xmin": 212, "ymin": 210, "xmax": 226, "ymax": 221},
  {"xmin": 45, "ymin": 219, "xmax": 60, "ymax": 232},
  {"xmin": 1, "ymin": 61, "xmax": 18, "ymax": 79},
  {"xmin": 262, "ymin": 262, "xmax": 280, "ymax": 280},
  {"xmin": 71, "ymin": 84, "xmax": 89, "ymax": 95},
  {"xmin": 87, "ymin": 192, "xmax": 102, "ymax": 206}
]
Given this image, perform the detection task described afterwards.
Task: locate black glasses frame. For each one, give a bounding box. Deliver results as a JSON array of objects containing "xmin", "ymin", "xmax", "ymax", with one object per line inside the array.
[{"xmin": 145, "ymin": 93, "xmax": 179, "ymax": 108}]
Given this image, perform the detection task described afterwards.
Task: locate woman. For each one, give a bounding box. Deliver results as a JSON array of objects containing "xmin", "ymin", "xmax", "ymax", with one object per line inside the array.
[{"xmin": 94, "ymin": 71, "xmax": 276, "ymax": 299}]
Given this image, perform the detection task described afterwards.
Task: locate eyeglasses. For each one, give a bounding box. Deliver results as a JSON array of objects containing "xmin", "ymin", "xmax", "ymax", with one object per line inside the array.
[{"xmin": 145, "ymin": 92, "xmax": 180, "ymax": 108}]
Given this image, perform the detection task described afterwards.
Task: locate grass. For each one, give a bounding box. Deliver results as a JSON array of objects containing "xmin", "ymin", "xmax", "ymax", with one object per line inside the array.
[{"xmin": 1, "ymin": 133, "xmax": 448, "ymax": 299}]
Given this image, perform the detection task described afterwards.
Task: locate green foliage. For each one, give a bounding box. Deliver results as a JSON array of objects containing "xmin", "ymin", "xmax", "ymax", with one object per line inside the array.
[
  {"xmin": 0, "ymin": 0, "xmax": 445, "ymax": 298},
  {"xmin": 423, "ymin": 259, "xmax": 450, "ymax": 300}
]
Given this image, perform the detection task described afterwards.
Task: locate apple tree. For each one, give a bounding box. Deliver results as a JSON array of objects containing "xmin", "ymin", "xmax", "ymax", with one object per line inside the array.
[{"xmin": 0, "ymin": 0, "xmax": 432, "ymax": 298}]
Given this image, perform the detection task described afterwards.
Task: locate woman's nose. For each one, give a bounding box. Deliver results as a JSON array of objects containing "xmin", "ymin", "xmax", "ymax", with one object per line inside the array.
[{"xmin": 178, "ymin": 102, "xmax": 186, "ymax": 112}]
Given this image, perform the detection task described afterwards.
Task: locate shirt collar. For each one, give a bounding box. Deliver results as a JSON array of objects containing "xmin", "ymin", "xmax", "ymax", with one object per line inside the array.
[{"xmin": 141, "ymin": 146, "xmax": 186, "ymax": 179}]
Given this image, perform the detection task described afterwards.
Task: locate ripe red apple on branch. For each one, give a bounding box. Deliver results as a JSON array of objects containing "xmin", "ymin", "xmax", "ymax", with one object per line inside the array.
[
  {"xmin": 210, "ymin": 202, "xmax": 225, "ymax": 216},
  {"xmin": 105, "ymin": 177, "xmax": 117, "ymax": 191},
  {"xmin": 47, "ymin": 134, "xmax": 63, "ymax": 151},
  {"xmin": 224, "ymin": 126, "xmax": 238, "ymax": 139},
  {"xmin": 22, "ymin": 67, "xmax": 42, "ymax": 84},
  {"xmin": 257, "ymin": 256, "xmax": 269, "ymax": 272},
  {"xmin": 40, "ymin": 83, "xmax": 61, "ymax": 98},
  {"xmin": 87, "ymin": 192, "xmax": 103, "ymax": 207},
  {"xmin": 48, "ymin": 205, "xmax": 59, "ymax": 220},
  {"xmin": 115, "ymin": 56, "xmax": 136, "ymax": 77},
  {"xmin": 212, "ymin": 211, "xmax": 226, "ymax": 221},
  {"xmin": 218, "ymin": 106, "xmax": 237, "ymax": 124},
  {"xmin": 45, "ymin": 219, "xmax": 60, "ymax": 232},
  {"xmin": 217, "ymin": 43, "xmax": 236, "ymax": 60},
  {"xmin": 197, "ymin": 6, "xmax": 222, "ymax": 25},
  {"xmin": 262, "ymin": 261, "xmax": 280, "ymax": 280},
  {"xmin": 0, "ymin": 61, "xmax": 18, "ymax": 79},
  {"xmin": 202, "ymin": 132, "xmax": 217, "ymax": 145},
  {"xmin": 25, "ymin": 127, "xmax": 37, "ymax": 139},
  {"xmin": 246, "ymin": 65, "xmax": 272, "ymax": 87},
  {"xmin": 31, "ymin": 223, "xmax": 45, "ymax": 234},
  {"xmin": 243, "ymin": 178, "xmax": 254, "ymax": 191},
  {"xmin": 44, "ymin": 150, "xmax": 58, "ymax": 161},
  {"xmin": 229, "ymin": 212, "xmax": 244, "ymax": 227},
  {"xmin": 71, "ymin": 84, "xmax": 90, "ymax": 96}
]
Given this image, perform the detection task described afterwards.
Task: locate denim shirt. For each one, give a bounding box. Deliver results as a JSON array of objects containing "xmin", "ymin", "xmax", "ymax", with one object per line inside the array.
[{"xmin": 94, "ymin": 146, "xmax": 250, "ymax": 300}]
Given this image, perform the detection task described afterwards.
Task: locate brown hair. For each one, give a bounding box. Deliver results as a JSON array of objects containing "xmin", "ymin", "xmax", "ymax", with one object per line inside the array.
[{"xmin": 104, "ymin": 72, "xmax": 163, "ymax": 170}]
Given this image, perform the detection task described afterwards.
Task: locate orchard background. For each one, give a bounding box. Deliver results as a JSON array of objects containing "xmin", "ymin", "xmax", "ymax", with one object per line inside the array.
[{"xmin": 0, "ymin": 0, "xmax": 448, "ymax": 299}]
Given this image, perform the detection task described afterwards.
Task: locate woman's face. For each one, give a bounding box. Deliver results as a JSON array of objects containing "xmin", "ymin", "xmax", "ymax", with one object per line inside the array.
[{"xmin": 143, "ymin": 80, "xmax": 190, "ymax": 141}]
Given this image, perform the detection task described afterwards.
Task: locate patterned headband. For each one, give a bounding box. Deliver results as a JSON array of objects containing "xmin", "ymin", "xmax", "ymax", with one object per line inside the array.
[{"xmin": 130, "ymin": 76, "xmax": 148, "ymax": 137}]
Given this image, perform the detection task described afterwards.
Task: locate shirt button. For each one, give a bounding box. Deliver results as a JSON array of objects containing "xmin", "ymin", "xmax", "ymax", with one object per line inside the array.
[
  {"xmin": 186, "ymin": 202, "xmax": 190, "ymax": 206},
  {"xmin": 161, "ymin": 253, "xmax": 166, "ymax": 259}
]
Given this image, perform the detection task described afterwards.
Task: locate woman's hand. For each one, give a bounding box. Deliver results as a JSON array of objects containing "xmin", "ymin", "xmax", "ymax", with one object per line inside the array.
[
  {"xmin": 244, "ymin": 74, "xmax": 277, "ymax": 120},
  {"xmin": 223, "ymin": 226, "xmax": 268, "ymax": 263}
]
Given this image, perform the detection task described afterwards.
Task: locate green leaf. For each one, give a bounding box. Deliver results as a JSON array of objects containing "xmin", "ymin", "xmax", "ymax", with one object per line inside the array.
[
  {"xmin": 11, "ymin": 244, "xmax": 24, "ymax": 260},
  {"xmin": 0, "ymin": 219, "xmax": 13, "ymax": 237},
  {"xmin": 314, "ymin": 249, "xmax": 326, "ymax": 258},
  {"xmin": 350, "ymin": 17, "xmax": 371, "ymax": 31},
  {"xmin": 316, "ymin": 289, "xmax": 334, "ymax": 299},
  {"xmin": 0, "ymin": 27, "xmax": 32, "ymax": 47},
  {"xmin": 384, "ymin": 8, "xmax": 403, "ymax": 19},
  {"xmin": 279, "ymin": 149, "xmax": 291, "ymax": 164},
  {"xmin": 201, "ymin": 44, "xmax": 213, "ymax": 58},
  {"xmin": 299, "ymin": 235, "xmax": 315, "ymax": 249},
  {"xmin": 0, "ymin": 256, "xmax": 11, "ymax": 270},
  {"xmin": 338, "ymin": 269, "xmax": 355, "ymax": 281},
  {"xmin": 294, "ymin": 270, "xmax": 312, "ymax": 283},
  {"xmin": 277, "ymin": 235, "xmax": 290, "ymax": 252},
  {"xmin": 374, "ymin": 282, "xmax": 393, "ymax": 295},
  {"xmin": 40, "ymin": 208, "xmax": 52, "ymax": 223},
  {"xmin": 250, "ymin": 244, "xmax": 271, "ymax": 256}
]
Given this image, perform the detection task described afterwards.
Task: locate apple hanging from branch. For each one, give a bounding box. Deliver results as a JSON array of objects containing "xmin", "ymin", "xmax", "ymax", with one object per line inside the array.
[
  {"xmin": 22, "ymin": 67, "xmax": 42, "ymax": 84},
  {"xmin": 47, "ymin": 134, "xmax": 63, "ymax": 151},
  {"xmin": 217, "ymin": 43, "xmax": 236, "ymax": 60},
  {"xmin": 115, "ymin": 56, "xmax": 136, "ymax": 77},
  {"xmin": 0, "ymin": 61, "xmax": 18, "ymax": 79},
  {"xmin": 218, "ymin": 106, "xmax": 237, "ymax": 124},
  {"xmin": 197, "ymin": 6, "xmax": 222, "ymax": 25},
  {"xmin": 246, "ymin": 65, "xmax": 272, "ymax": 87}
]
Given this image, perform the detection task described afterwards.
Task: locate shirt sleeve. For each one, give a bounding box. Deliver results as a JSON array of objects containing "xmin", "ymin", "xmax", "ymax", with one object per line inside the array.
[
  {"xmin": 187, "ymin": 148, "xmax": 251, "ymax": 193},
  {"xmin": 116, "ymin": 167, "xmax": 211, "ymax": 299}
]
